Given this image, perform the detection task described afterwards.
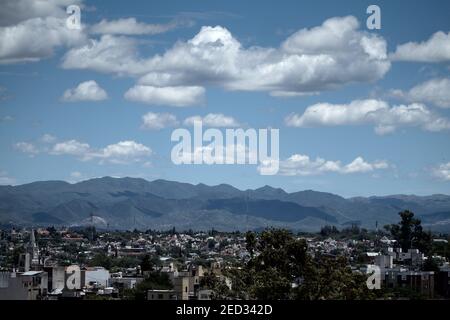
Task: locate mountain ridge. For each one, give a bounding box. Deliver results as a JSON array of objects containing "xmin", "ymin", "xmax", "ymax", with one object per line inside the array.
[{"xmin": 1, "ymin": 176, "xmax": 450, "ymax": 232}]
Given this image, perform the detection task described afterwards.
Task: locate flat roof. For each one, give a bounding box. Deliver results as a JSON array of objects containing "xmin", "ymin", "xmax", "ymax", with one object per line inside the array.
[{"xmin": 21, "ymin": 271, "xmax": 43, "ymax": 276}]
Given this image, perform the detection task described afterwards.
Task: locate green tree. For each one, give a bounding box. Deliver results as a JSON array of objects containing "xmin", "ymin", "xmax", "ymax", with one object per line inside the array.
[
  {"xmin": 140, "ymin": 254, "xmax": 153, "ymax": 272},
  {"xmin": 295, "ymin": 255, "xmax": 374, "ymax": 300},
  {"xmin": 125, "ymin": 272, "xmax": 173, "ymax": 300},
  {"xmin": 245, "ymin": 231, "xmax": 256, "ymax": 258},
  {"xmin": 385, "ymin": 210, "xmax": 432, "ymax": 255},
  {"xmin": 200, "ymin": 272, "xmax": 230, "ymax": 299},
  {"xmin": 229, "ymin": 228, "xmax": 372, "ymax": 300}
]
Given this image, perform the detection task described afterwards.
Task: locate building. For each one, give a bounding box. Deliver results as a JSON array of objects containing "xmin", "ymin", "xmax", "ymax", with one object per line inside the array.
[
  {"xmin": 18, "ymin": 229, "xmax": 43, "ymax": 272},
  {"xmin": 147, "ymin": 289, "xmax": 177, "ymax": 300},
  {"xmin": 375, "ymin": 254, "xmax": 394, "ymax": 270},
  {"xmin": 383, "ymin": 269, "xmax": 434, "ymax": 298},
  {"xmin": 0, "ymin": 271, "xmax": 48, "ymax": 300},
  {"xmin": 85, "ymin": 267, "xmax": 110, "ymax": 288},
  {"xmin": 436, "ymin": 267, "xmax": 450, "ymax": 298}
]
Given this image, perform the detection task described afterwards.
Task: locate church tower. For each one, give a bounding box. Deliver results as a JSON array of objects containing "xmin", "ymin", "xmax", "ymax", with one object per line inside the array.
[{"xmin": 28, "ymin": 229, "xmax": 40, "ymax": 269}]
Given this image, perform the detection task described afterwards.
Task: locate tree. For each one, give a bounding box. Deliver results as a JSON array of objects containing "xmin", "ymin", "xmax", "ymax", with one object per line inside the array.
[
  {"xmin": 385, "ymin": 210, "xmax": 432, "ymax": 255},
  {"xmin": 295, "ymin": 254, "xmax": 374, "ymax": 300},
  {"xmin": 230, "ymin": 229, "xmax": 308, "ymax": 299},
  {"xmin": 245, "ymin": 231, "xmax": 256, "ymax": 258},
  {"xmin": 200, "ymin": 272, "xmax": 230, "ymax": 299},
  {"xmin": 320, "ymin": 225, "xmax": 339, "ymax": 237},
  {"xmin": 125, "ymin": 272, "xmax": 173, "ymax": 300},
  {"xmin": 228, "ymin": 228, "xmax": 372, "ymax": 300},
  {"xmin": 422, "ymin": 257, "xmax": 440, "ymax": 272},
  {"xmin": 140, "ymin": 254, "xmax": 153, "ymax": 272}
]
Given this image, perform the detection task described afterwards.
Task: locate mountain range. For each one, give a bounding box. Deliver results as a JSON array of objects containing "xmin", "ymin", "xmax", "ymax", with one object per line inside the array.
[{"xmin": 1, "ymin": 177, "xmax": 450, "ymax": 232}]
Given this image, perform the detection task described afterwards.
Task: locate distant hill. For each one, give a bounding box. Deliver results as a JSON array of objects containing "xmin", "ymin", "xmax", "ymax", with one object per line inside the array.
[{"xmin": 1, "ymin": 177, "xmax": 449, "ymax": 232}]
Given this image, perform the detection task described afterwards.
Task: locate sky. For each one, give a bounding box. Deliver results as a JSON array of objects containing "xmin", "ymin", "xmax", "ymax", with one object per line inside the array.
[{"xmin": 0, "ymin": 0, "xmax": 450, "ymax": 197}]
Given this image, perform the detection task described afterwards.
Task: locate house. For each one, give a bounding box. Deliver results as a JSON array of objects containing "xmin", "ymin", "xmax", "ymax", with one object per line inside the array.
[
  {"xmin": 147, "ymin": 289, "xmax": 177, "ymax": 300},
  {"xmin": 0, "ymin": 271, "xmax": 48, "ymax": 300},
  {"xmin": 383, "ymin": 269, "xmax": 435, "ymax": 298}
]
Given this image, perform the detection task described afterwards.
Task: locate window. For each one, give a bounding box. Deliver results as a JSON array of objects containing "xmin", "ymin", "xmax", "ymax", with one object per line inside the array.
[{"xmin": 158, "ymin": 294, "xmax": 163, "ymax": 300}]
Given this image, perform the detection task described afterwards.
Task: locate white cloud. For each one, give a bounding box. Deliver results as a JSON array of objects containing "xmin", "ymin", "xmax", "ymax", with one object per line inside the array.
[
  {"xmin": 0, "ymin": 0, "xmax": 83, "ymax": 26},
  {"xmin": 62, "ymin": 16, "xmax": 390, "ymax": 95},
  {"xmin": 61, "ymin": 35, "xmax": 144, "ymax": 75},
  {"xmin": 51, "ymin": 139, "xmax": 90, "ymax": 156},
  {"xmin": 141, "ymin": 112, "xmax": 179, "ymax": 130},
  {"xmin": 0, "ymin": 16, "xmax": 86, "ymax": 64},
  {"xmin": 50, "ymin": 139, "xmax": 152, "ymax": 164},
  {"xmin": 391, "ymin": 31, "xmax": 450, "ymax": 62},
  {"xmin": 40, "ymin": 133, "xmax": 57, "ymax": 143},
  {"xmin": 432, "ymin": 162, "xmax": 450, "ymax": 181},
  {"xmin": 342, "ymin": 157, "xmax": 389, "ymax": 174},
  {"xmin": 96, "ymin": 141, "xmax": 152, "ymax": 164},
  {"xmin": 285, "ymin": 99, "xmax": 450, "ymax": 134},
  {"xmin": 183, "ymin": 113, "xmax": 240, "ymax": 127},
  {"xmin": 0, "ymin": 170, "xmax": 16, "ymax": 185},
  {"xmin": 14, "ymin": 142, "xmax": 39, "ymax": 156},
  {"xmin": 62, "ymin": 80, "xmax": 108, "ymax": 102},
  {"xmin": 90, "ymin": 17, "xmax": 192, "ymax": 35},
  {"xmin": 124, "ymin": 85, "xmax": 205, "ymax": 107},
  {"xmin": 175, "ymin": 143, "xmax": 257, "ymax": 165},
  {"xmin": 390, "ymin": 78, "xmax": 450, "ymax": 108},
  {"xmin": 258, "ymin": 154, "xmax": 389, "ymax": 176}
]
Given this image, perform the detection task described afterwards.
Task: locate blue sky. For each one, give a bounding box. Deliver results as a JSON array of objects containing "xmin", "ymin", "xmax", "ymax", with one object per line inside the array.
[{"xmin": 1, "ymin": 0, "xmax": 450, "ymax": 197}]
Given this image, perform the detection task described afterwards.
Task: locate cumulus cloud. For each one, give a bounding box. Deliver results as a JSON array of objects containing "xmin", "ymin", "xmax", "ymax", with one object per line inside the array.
[
  {"xmin": 258, "ymin": 154, "xmax": 389, "ymax": 176},
  {"xmin": 141, "ymin": 112, "xmax": 179, "ymax": 130},
  {"xmin": 62, "ymin": 80, "xmax": 108, "ymax": 102},
  {"xmin": 391, "ymin": 31, "xmax": 450, "ymax": 62},
  {"xmin": 285, "ymin": 99, "xmax": 450, "ymax": 135},
  {"xmin": 62, "ymin": 16, "xmax": 390, "ymax": 95},
  {"xmin": 98, "ymin": 140, "xmax": 152, "ymax": 164},
  {"xmin": 174, "ymin": 143, "xmax": 257, "ymax": 165},
  {"xmin": 40, "ymin": 133, "xmax": 57, "ymax": 143},
  {"xmin": 183, "ymin": 113, "xmax": 240, "ymax": 127},
  {"xmin": 432, "ymin": 162, "xmax": 450, "ymax": 181},
  {"xmin": 90, "ymin": 17, "xmax": 193, "ymax": 35},
  {"xmin": 50, "ymin": 139, "xmax": 90, "ymax": 156},
  {"xmin": 14, "ymin": 142, "xmax": 40, "ymax": 156},
  {"xmin": 0, "ymin": 0, "xmax": 86, "ymax": 64},
  {"xmin": 0, "ymin": 0, "xmax": 83, "ymax": 26},
  {"xmin": 124, "ymin": 85, "xmax": 205, "ymax": 107},
  {"xmin": 390, "ymin": 78, "xmax": 450, "ymax": 108},
  {"xmin": 0, "ymin": 16, "xmax": 86, "ymax": 64},
  {"xmin": 61, "ymin": 35, "xmax": 146, "ymax": 75},
  {"xmin": 50, "ymin": 139, "xmax": 152, "ymax": 164}
]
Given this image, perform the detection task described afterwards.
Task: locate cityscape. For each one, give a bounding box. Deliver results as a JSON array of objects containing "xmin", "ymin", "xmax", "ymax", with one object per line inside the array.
[
  {"xmin": 1, "ymin": 0, "xmax": 450, "ymax": 308},
  {"xmin": 1, "ymin": 208, "xmax": 450, "ymax": 300}
]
